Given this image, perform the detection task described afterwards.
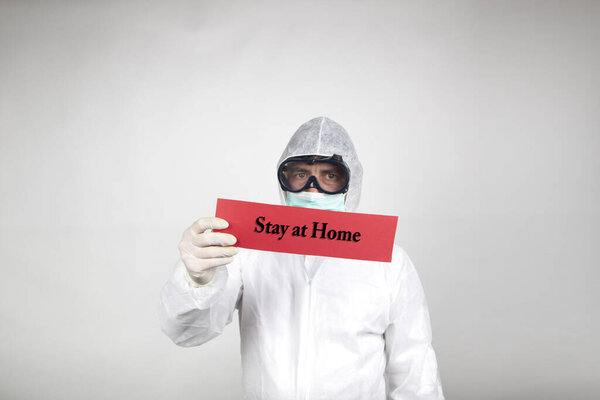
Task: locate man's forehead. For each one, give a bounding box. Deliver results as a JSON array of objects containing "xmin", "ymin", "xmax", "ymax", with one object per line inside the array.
[
  {"xmin": 288, "ymin": 161, "xmax": 342, "ymax": 171},
  {"xmin": 288, "ymin": 161, "xmax": 314, "ymax": 169}
]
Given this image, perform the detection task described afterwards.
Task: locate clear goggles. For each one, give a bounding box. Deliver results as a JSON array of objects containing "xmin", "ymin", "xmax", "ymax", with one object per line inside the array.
[{"xmin": 277, "ymin": 154, "xmax": 350, "ymax": 195}]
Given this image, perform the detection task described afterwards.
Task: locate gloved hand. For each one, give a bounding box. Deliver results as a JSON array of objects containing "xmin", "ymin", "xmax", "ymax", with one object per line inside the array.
[{"xmin": 178, "ymin": 217, "xmax": 238, "ymax": 286}]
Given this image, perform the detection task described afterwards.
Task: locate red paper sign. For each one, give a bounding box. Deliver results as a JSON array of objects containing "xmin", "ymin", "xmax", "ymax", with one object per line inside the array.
[{"xmin": 215, "ymin": 198, "xmax": 398, "ymax": 262}]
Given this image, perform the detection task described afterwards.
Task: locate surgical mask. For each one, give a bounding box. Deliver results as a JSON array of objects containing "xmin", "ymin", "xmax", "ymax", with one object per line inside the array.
[{"xmin": 285, "ymin": 191, "xmax": 346, "ymax": 211}]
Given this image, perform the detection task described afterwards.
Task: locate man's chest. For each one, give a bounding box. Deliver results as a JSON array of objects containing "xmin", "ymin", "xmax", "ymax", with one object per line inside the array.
[{"xmin": 239, "ymin": 254, "xmax": 391, "ymax": 334}]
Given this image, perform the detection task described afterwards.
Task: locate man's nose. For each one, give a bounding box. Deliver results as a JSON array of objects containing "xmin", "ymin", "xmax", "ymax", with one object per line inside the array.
[{"xmin": 304, "ymin": 187, "xmax": 321, "ymax": 193}]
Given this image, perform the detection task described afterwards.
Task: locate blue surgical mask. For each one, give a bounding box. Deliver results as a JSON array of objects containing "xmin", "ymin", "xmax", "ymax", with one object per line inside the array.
[{"xmin": 285, "ymin": 191, "xmax": 346, "ymax": 211}]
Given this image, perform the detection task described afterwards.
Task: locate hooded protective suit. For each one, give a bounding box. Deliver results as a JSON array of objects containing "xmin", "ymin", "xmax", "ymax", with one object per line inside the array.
[{"xmin": 159, "ymin": 117, "xmax": 445, "ymax": 399}]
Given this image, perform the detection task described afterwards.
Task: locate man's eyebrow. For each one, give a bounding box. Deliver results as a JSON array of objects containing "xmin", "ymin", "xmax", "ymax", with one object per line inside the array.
[
  {"xmin": 320, "ymin": 167, "xmax": 343, "ymax": 173},
  {"xmin": 290, "ymin": 167, "xmax": 310, "ymax": 173}
]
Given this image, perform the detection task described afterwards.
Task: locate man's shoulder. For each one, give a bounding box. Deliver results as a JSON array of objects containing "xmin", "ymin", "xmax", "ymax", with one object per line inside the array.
[
  {"xmin": 391, "ymin": 243, "xmax": 410, "ymax": 266},
  {"xmin": 387, "ymin": 243, "xmax": 420, "ymax": 280}
]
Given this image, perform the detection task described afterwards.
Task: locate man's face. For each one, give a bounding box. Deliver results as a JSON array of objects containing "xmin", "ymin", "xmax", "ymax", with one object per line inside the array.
[{"xmin": 283, "ymin": 161, "xmax": 347, "ymax": 193}]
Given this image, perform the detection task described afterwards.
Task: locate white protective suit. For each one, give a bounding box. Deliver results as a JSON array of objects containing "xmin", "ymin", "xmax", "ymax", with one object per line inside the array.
[{"xmin": 160, "ymin": 117, "xmax": 445, "ymax": 400}]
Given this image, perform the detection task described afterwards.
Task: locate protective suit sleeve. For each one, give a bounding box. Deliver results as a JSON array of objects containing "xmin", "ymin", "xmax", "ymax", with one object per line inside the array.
[
  {"xmin": 159, "ymin": 257, "xmax": 243, "ymax": 347},
  {"xmin": 384, "ymin": 248, "xmax": 445, "ymax": 399},
  {"xmin": 184, "ymin": 266, "xmax": 216, "ymax": 287}
]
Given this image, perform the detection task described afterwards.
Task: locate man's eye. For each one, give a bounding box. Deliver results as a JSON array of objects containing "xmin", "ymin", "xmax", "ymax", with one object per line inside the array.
[
  {"xmin": 327, "ymin": 173, "xmax": 337, "ymax": 180},
  {"xmin": 295, "ymin": 173, "xmax": 306, "ymax": 179}
]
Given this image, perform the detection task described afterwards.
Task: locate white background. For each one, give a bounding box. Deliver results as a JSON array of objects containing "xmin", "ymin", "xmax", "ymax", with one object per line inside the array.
[{"xmin": 1, "ymin": 1, "xmax": 598, "ymax": 399}]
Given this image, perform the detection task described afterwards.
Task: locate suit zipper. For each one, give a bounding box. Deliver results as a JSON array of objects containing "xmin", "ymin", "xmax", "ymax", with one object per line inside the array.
[
  {"xmin": 297, "ymin": 274, "xmax": 313, "ymax": 400},
  {"xmin": 304, "ymin": 279, "xmax": 313, "ymax": 400}
]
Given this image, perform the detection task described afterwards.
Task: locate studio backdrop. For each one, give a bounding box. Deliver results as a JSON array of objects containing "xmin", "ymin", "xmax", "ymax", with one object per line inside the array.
[{"xmin": 0, "ymin": 1, "xmax": 598, "ymax": 399}]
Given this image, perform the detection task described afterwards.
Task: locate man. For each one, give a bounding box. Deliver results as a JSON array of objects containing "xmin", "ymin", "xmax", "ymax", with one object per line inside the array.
[{"xmin": 160, "ymin": 116, "xmax": 445, "ymax": 399}]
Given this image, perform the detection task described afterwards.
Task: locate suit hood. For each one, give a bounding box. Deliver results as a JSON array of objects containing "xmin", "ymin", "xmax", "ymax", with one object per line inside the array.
[{"xmin": 277, "ymin": 116, "xmax": 363, "ymax": 212}]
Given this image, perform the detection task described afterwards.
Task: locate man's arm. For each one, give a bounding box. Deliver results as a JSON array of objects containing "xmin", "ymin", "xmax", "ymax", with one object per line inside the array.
[
  {"xmin": 384, "ymin": 247, "xmax": 445, "ymax": 399},
  {"xmin": 159, "ymin": 216, "xmax": 242, "ymax": 347},
  {"xmin": 159, "ymin": 257, "xmax": 242, "ymax": 347}
]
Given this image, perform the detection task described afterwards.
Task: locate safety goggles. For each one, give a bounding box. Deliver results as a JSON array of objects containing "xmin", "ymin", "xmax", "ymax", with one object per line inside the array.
[{"xmin": 277, "ymin": 154, "xmax": 350, "ymax": 194}]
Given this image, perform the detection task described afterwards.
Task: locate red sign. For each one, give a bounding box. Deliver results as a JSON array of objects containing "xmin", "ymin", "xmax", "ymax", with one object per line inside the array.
[{"xmin": 215, "ymin": 198, "xmax": 398, "ymax": 262}]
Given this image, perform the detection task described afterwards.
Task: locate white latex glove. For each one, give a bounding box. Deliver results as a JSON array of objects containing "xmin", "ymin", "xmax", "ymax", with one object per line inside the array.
[{"xmin": 178, "ymin": 217, "xmax": 238, "ymax": 286}]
